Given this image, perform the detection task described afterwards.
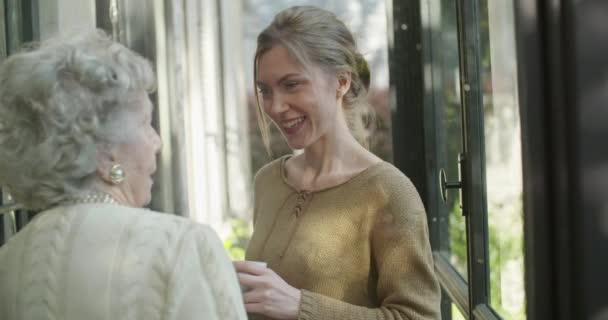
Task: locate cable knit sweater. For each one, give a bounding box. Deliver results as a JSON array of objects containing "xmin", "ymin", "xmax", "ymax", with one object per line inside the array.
[
  {"xmin": 0, "ymin": 203, "xmax": 247, "ymax": 320},
  {"xmin": 245, "ymin": 156, "xmax": 441, "ymax": 320}
]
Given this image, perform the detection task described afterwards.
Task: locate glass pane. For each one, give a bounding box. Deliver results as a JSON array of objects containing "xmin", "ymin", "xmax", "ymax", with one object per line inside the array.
[
  {"xmin": 1, "ymin": 0, "xmax": 6, "ymax": 60},
  {"xmin": 426, "ymin": 0, "xmax": 468, "ymax": 280},
  {"xmin": 448, "ymin": 200, "xmax": 467, "ymax": 279},
  {"xmin": 452, "ymin": 304, "xmax": 466, "ymax": 320},
  {"xmin": 480, "ymin": 1, "xmax": 526, "ymax": 318}
]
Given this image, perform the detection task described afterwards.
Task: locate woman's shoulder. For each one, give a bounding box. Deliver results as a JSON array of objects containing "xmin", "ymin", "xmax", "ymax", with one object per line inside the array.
[
  {"xmin": 252, "ymin": 155, "xmax": 287, "ymax": 186},
  {"xmin": 88, "ymin": 206, "xmax": 227, "ymax": 268},
  {"xmin": 74, "ymin": 204, "xmax": 217, "ymax": 244},
  {"xmin": 363, "ymin": 161, "xmax": 417, "ymax": 192},
  {"xmin": 133, "ymin": 207, "xmax": 220, "ymax": 237},
  {"xmin": 356, "ymin": 161, "xmax": 424, "ymax": 210}
]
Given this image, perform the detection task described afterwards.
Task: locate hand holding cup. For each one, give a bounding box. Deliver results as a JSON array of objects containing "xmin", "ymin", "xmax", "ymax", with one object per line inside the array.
[{"xmin": 233, "ymin": 260, "xmax": 301, "ymax": 320}]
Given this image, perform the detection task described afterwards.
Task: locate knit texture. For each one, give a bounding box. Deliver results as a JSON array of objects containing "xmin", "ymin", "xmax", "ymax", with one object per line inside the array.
[
  {"xmin": 0, "ymin": 204, "xmax": 246, "ymax": 320},
  {"xmin": 246, "ymin": 156, "xmax": 441, "ymax": 320}
]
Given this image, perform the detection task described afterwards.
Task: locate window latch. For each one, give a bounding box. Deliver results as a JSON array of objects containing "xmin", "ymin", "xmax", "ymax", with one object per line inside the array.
[{"xmin": 439, "ymin": 153, "xmax": 466, "ymax": 215}]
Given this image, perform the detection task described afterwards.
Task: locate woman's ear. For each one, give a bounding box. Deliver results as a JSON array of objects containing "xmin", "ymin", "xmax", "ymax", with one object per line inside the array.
[
  {"xmin": 336, "ymin": 71, "xmax": 352, "ymax": 98},
  {"xmin": 96, "ymin": 148, "xmax": 115, "ymax": 184}
]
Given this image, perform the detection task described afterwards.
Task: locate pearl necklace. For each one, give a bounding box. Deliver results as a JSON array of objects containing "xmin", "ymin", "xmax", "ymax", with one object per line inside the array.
[{"xmin": 59, "ymin": 193, "xmax": 119, "ymax": 206}]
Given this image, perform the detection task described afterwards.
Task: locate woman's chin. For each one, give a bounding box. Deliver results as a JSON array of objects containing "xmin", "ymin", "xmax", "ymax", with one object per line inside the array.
[
  {"xmin": 132, "ymin": 190, "xmax": 153, "ymax": 208},
  {"xmin": 283, "ymin": 133, "xmax": 310, "ymax": 150},
  {"xmin": 286, "ymin": 140, "xmax": 307, "ymax": 151},
  {"xmin": 142, "ymin": 191, "xmax": 153, "ymax": 207}
]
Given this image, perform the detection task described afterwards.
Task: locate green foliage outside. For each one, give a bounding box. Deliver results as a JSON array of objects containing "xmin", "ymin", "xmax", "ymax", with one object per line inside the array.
[
  {"xmin": 452, "ymin": 304, "xmax": 466, "ymax": 320},
  {"xmin": 449, "ymin": 201, "xmax": 525, "ymax": 319},
  {"xmin": 449, "ymin": 205, "xmax": 468, "ymax": 278},
  {"xmin": 223, "ymin": 218, "xmax": 252, "ymax": 260}
]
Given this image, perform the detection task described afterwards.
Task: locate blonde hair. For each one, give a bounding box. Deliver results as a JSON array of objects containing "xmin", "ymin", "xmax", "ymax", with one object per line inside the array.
[
  {"xmin": 0, "ymin": 30, "xmax": 155, "ymax": 209},
  {"xmin": 254, "ymin": 5, "xmax": 372, "ymax": 154}
]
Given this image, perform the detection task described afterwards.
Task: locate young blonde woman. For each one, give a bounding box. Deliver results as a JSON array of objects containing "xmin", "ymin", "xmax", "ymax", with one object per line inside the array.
[{"xmin": 234, "ymin": 6, "xmax": 441, "ymax": 320}]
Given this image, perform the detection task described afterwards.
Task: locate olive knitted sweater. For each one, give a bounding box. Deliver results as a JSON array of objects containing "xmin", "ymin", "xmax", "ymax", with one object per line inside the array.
[{"xmin": 245, "ymin": 156, "xmax": 441, "ymax": 320}]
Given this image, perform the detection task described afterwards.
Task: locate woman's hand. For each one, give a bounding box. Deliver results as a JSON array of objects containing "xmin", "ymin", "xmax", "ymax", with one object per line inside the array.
[{"xmin": 233, "ymin": 261, "xmax": 301, "ymax": 319}]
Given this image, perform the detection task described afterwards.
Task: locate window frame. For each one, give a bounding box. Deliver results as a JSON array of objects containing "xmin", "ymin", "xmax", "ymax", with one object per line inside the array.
[
  {"xmin": 0, "ymin": 0, "xmax": 38, "ymax": 246},
  {"xmin": 1, "ymin": 0, "xmax": 6, "ymax": 59},
  {"xmin": 389, "ymin": 0, "xmax": 511, "ymax": 319},
  {"xmin": 454, "ymin": 0, "xmax": 496, "ymax": 317}
]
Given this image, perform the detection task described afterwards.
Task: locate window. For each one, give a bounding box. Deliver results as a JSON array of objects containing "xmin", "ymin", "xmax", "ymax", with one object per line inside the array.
[
  {"xmin": 0, "ymin": 0, "xmax": 37, "ymax": 246},
  {"xmin": 423, "ymin": 0, "xmax": 468, "ymax": 282},
  {"xmin": 420, "ymin": 0, "xmax": 525, "ymax": 318},
  {"xmin": 481, "ymin": 1, "xmax": 524, "ymax": 318}
]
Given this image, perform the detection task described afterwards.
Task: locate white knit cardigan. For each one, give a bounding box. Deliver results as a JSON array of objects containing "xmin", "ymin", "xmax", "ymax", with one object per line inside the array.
[{"xmin": 0, "ymin": 203, "xmax": 247, "ymax": 320}]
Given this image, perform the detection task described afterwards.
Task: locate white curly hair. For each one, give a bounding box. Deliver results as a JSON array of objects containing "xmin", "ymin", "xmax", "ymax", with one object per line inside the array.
[{"xmin": 0, "ymin": 30, "xmax": 155, "ymax": 209}]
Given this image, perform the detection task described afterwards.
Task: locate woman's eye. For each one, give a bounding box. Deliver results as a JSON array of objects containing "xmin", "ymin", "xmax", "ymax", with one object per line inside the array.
[
  {"xmin": 258, "ymin": 88, "xmax": 271, "ymax": 97},
  {"xmin": 284, "ymin": 81, "xmax": 299, "ymax": 91}
]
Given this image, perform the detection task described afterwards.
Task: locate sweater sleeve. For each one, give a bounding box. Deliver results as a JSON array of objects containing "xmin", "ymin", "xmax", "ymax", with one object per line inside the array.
[
  {"xmin": 298, "ymin": 176, "xmax": 441, "ymax": 320},
  {"xmin": 165, "ymin": 224, "xmax": 247, "ymax": 320}
]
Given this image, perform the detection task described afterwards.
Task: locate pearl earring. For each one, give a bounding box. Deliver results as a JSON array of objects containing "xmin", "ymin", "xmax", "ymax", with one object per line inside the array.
[{"xmin": 109, "ymin": 164, "xmax": 126, "ymax": 184}]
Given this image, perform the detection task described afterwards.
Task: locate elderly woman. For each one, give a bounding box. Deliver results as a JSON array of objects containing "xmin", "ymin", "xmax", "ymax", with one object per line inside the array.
[{"xmin": 0, "ymin": 31, "xmax": 246, "ymax": 320}]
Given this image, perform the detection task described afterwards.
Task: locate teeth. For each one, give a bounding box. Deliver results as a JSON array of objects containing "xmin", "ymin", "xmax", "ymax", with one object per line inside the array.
[{"xmin": 284, "ymin": 117, "xmax": 304, "ymax": 129}]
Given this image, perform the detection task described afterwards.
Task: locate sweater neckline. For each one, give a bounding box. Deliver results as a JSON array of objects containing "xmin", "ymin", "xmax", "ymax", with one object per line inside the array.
[{"xmin": 278, "ymin": 155, "xmax": 386, "ymax": 194}]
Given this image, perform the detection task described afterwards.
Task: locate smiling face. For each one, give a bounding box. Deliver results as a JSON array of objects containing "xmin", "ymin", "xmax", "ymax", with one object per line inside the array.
[
  {"xmin": 256, "ymin": 45, "xmax": 343, "ymax": 150},
  {"xmin": 109, "ymin": 91, "xmax": 162, "ymax": 207}
]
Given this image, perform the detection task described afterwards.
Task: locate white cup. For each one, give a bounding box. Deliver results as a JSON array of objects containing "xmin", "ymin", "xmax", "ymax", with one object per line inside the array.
[{"xmin": 248, "ymin": 261, "xmax": 267, "ymax": 268}]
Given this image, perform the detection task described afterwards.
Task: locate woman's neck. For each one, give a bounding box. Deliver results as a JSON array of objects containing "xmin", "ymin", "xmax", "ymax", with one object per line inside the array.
[
  {"xmin": 302, "ymin": 130, "xmax": 365, "ymax": 178},
  {"xmin": 287, "ymin": 124, "xmax": 380, "ymax": 191},
  {"xmin": 90, "ymin": 181, "xmax": 132, "ymax": 207}
]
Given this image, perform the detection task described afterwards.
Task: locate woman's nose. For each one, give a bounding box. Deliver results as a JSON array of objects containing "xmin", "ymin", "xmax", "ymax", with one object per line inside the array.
[
  {"xmin": 268, "ymin": 94, "xmax": 289, "ymax": 116},
  {"xmin": 154, "ymin": 129, "xmax": 162, "ymax": 154}
]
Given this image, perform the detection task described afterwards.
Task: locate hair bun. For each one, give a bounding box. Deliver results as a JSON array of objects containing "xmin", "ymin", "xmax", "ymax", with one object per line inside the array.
[{"xmin": 355, "ymin": 54, "xmax": 370, "ymax": 91}]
